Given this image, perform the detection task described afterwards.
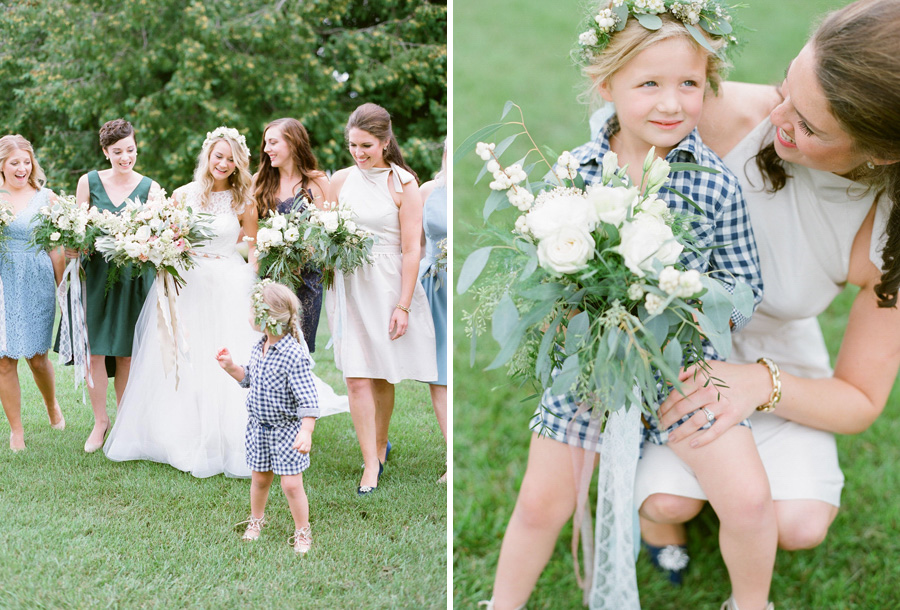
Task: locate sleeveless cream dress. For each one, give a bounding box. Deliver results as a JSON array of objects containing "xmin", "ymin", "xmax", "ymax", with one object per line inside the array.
[
  {"xmin": 325, "ymin": 166, "xmax": 437, "ymax": 383},
  {"xmin": 634, "ymin": 119, "xmax": 878, "ymax": 507}
]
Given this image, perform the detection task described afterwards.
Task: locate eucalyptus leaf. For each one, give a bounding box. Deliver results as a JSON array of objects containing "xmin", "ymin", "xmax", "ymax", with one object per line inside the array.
[
  {"xmin": 566, "ymin": 311, "xmax": 591, "ymax": 355},
  {"xmin": 483, "ymin": 188, "xmax": 510, "ymax": 221},
  {"xmin": 536, "ymin": 313, "xmax": 564, "ymax": 385},
  {"xmin": 457, "ymin": 246, "xmax": 494, "ymax": 294},
  {"xmin": 668, "ymin": 162, "xmax": 720, "ymax": 175},
  {"xmin": 663, "ymin": 339, "xmax": 683, "ymax": 374},
  {"xmin": 685, "ymin": 23, "xmax": 717, "ymax": 55},
  {"xmin": 492, "ymin": 294, "xmax": 520, "ymax": 344},
  {"xmin": 694, "ymin": 310, "xmax": 732, "ymax": 359},
  {"xmin": 501, "ymin": 100, "xmax": 516, "ymax": 120},
  {"xmin": 454, "ymin": 123, "xmax": 505, "ymax": 166},
  {"xmin": 550, "ymin": 353, "xmax": 580, "ymax": 395},
  {"xmin": 731, "ymin": 280, "xmax": 756, "ymax": 318},
  {"xmin": 634, "ymin": 13, "xmax": 662, "ymax": 30},
  {"xmin": 700, "ymin": 16, "xmax": 732, "ymax": 36},
  {"xmin": 699, "ymin": 276, "xmax": 733, "ymax": 329},
  {"xmin": 612, "ymin": 3, "xmax": 629, "ymax": 28}
]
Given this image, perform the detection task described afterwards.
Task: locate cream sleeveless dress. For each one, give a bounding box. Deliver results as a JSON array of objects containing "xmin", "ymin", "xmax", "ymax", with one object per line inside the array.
[
  {"xmin": 325, "ymin": 166, "xmax": 437, "ymax": 383},
  {"xmin": 634, "ymin": 119, "xmax": 879, "ymax": 507}
]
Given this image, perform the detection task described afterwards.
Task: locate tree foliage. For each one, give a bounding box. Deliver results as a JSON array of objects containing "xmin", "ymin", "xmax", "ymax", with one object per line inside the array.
[{"xmin": 0, "ymin": 0, "xmax": 447, "ymax": 193}]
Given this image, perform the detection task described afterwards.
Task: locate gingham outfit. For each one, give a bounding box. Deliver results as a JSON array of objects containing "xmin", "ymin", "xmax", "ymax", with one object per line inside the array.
[
  {"xmin": 531, "ymin": 117, "xmax": 764, "ymax": 450},
  {"xmin": 237, "ymin": 334, "xmax": 320, "ymax": 475}
]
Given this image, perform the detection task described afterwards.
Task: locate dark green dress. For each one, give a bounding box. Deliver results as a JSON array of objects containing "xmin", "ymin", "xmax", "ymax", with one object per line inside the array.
[{"xmin": 83, "ymin": 170, "xmax": 155, "ymax": 358}]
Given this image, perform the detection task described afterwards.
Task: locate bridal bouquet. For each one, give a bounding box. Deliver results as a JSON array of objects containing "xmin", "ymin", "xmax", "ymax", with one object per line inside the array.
[
  {"xmin": 93, "ymin": 189, "xmax": 215, "ymax": 287},
  {"xmin": 458, "ymin": 104, "xmax": 753, "ymax": 417},
  {"xmin": 253, "ymin": 204, "xmax": 315, "ymax": 293},
  {"xmin": 305, "ymin": 201, "xmax": 375, "ymax": 289},
  {"xmin": 0, "ymin": 198, "xmax": 14, "ymax": 252},
  {"xmin": 30, "ymin": 193, "xmax": 104, "ymax": 254}
]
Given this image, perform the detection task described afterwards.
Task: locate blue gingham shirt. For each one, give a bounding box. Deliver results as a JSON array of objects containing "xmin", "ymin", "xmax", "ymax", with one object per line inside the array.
[
  {"xmin": 571, "ymin": 116, "xmax": 764, "ymax": 354},
  {"xmin": 237, "ymin": 334, "xmax": 320, "ymax": 425}
]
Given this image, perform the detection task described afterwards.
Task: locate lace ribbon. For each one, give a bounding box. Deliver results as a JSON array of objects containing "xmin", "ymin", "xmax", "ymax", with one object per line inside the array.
[
  {"xmin": 155, "ymin": 271, "xmax": 190, "ymax": 389},
  {"xmin": 589, "ymin": 403, "xmax": 642, "ymax": 610},
  {"xmin": 56, "ymin": 257, "xmax": 94, "ymax": 390},
  {"xmin": 325, "ymin": 269, "xmax": 347, "ymax": 358}
]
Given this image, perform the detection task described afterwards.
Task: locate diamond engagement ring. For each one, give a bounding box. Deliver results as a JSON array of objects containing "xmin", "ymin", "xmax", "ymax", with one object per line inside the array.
[{"xmin": 702, "ymin": 407, "xmax": 715, "ymax": 423}]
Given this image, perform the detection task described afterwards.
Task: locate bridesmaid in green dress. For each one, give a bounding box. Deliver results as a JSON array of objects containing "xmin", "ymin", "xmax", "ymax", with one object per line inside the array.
[{"xmin": 75, "ymin": 119, "xmax": 161, "ymax": 453}]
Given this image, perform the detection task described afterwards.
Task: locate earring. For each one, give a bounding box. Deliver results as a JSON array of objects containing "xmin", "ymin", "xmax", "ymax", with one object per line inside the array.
[{"xmin": 867, "ymin": 161, "xmax": 876, "ymax": 169}]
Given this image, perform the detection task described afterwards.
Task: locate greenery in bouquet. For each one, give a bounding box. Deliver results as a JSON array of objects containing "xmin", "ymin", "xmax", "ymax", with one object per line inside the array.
[
  {"xmin": 305, "ymin": 201, "xmax": 375, "ymax": 290},
  {"xmin": 0, "ymin": 193, "xmax": 14, "ymax": 253},
  {"xmin": 253, "ymin": 204, "xmax": 315, "ymax": 294},
  {"xmin": 93, "ymin": 189, "xmax": 215, "ymax": 289},
  {"xmin": 29, "ymin": 193, "xmax": 104, "ymax": 255},
  {"xmin": 458, "ymin": 103, "xmax": 753, "ymax": 418}
]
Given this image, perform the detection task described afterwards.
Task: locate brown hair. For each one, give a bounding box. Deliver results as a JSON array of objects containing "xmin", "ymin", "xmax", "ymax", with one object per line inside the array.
[
  {"xmin": 345, "ymin": 103, "xmax": 418, "ymax": 183},
  {"xmin": 254, "ymin": 118, "xmax": 321, "ymax": 218},
  {"xmin": 581, "ymin": 8, "xmax": 727, "ymax": 109},
  {"xmin": 0, "ymin": 134, "xmax": 46, "ymax": 190},
  {"xmin": 756, "ymin": 0, "xmax": 900, "ymax": 306},
  {"xmin": 99, "ymin": 119, "xmax": 135, "ymax": 150}
]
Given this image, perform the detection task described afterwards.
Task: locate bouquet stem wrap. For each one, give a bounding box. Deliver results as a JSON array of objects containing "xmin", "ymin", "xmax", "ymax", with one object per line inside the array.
[
  {"xmin": 56, "ymin": 257, "xmax": 94, "ymax": 390},
  {"xmin": 155, "ymin": 271, "xmax": 190, "ymax": 389}
]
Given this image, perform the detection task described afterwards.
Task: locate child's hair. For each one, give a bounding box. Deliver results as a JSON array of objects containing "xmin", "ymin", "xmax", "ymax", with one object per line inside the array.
[
  {"xmin": 580, "ymin": 8, "xmax": 727, "ymax": 109},
  {"xmin": 194, "ymin": 126, "xmax": 253, "ymax": 213},
  {"xmin": 99, "ymin": 118, "xmax": 135, "ymax": 149},
  {"xmin": 259, "ymin": 281, "xmax": 305, "ymax": 344},
  {"xmin": 0, "ymin": 134, "xmax": 46, "ymax": 189}
]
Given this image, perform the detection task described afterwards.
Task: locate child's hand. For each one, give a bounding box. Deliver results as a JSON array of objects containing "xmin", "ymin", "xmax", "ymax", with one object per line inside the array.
[
  {"xmin": 215, "ymin": 348, "xmax": 233, "ymax": 370},
  {"xmin": 292, "ymin": 428, "xmax": 313, "ymax": 454}
]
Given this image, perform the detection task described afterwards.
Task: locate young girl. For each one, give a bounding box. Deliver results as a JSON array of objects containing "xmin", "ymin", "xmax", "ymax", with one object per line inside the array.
[
  {"xmin": 488, "ymin": 3, "xmax": 775, "ymax": 610},
  {"xmin": 216, "ymin": 280, "xmax": 319, "ymax": 554}
]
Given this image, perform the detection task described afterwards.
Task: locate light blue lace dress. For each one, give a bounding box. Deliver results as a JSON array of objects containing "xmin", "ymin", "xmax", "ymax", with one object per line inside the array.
[
  {"xmin": 418, "ymin": 183, "xmax": 447, "ymax": 386},
  {"xmin": 0, "ymin": 188, "xmax": 55, "ymax": 359}
]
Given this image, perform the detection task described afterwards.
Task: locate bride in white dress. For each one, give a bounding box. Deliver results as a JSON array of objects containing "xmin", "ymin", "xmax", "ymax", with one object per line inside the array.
[{"xmin": 104, "ymin": 127, "xmax": 348, "ymax": 478}]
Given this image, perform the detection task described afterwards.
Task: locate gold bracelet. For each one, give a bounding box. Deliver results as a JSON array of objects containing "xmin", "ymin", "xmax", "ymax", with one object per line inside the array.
[
  {"xmin": 755, "ymin": 357, "xmax": 782, "ymax": 412},
  {"xmin": 395, "ymin": 303, "xmax": 411, "ymax": 313}
]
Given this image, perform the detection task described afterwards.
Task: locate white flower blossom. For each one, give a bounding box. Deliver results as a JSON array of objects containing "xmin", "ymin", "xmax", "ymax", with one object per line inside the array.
[
  {"xmin": 525, "ymin": 188, "xmax": 599, "ymax": 239},
  {"xmin": 638, "ymin": 195, "xmax": 669, "ymax": 220},
  {"xmin": 578, "ymin": 29, "xmax": 599, "ymax": 46},
  {"xmin": 554, "ymin": 151, "xmax": 580, "ymax": 182},
  {"xmin": 644, "ymin": 292, "xmax": 666, "ymax": 315},
  {"xmin": 658, "ymin": 266, "xmax": 681, "ymax": 295},
  {"xmin": 506, "ymin": 164, "xmax": 528, "ymax": 185},
  {"xmin": 594, "ymin": 8, "xmax": 618, "ymax": 32},
  {"xmin": 586, "ymin": 184, "xmax": 638, "ymax": 226},
  {"xmin": 537, "ymin": 226, "xmax": 595, "ymax": 274},
  {"xmin": 617, "ymin": 214, "xmax": 683, "ymax": 277},
  {"xmin": 271, "ymin": 215, "xmax": 288, "ymax": 231},
  {"xmin": 514, "ymin": 214, "xmax": 530, "ymax": 237},
  {"xmin": 633, "ymin": 0, "xmax": 665, "ymax": 14},
  {"xmin": 486, "ymin": 159, "xmax": 500, "ymax": 174},
  {"xmin": 601, "ymin": 151, "xmax": 619, "ymax": 183},
  {"xmin": 507, "ymin": 185, "xmax": 535, "ymax": 211},
  {"xmin": 475, "ymin": 142, "xmax": 496, "ymax": 161},
  {"xmin": 627, "ymin": 283, "xmax": 645, "ymax": 300},
  {"xmin": 677, "ymin": 269, "xmax": 703, "ymax": 298},
  {"xmin": 645, "ymin": 157, "xmax": 671, "ymax": 194},
  {"xmin": 489, "ymin": 170, "xmax": 514, "ymax": 191},
  {"xmin": 283, "ymin": 226, "xmax": 300, "ymax": 243},
  {"xmin": 49, "ymin": 231, "xmax": 61, "ymax": 242}
]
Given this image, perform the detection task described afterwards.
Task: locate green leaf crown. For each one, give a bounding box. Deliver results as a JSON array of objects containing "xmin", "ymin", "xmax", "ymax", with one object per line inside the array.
[{"xmin": 251, "ymin": 279, "xmax": 285, "ymax": 337}]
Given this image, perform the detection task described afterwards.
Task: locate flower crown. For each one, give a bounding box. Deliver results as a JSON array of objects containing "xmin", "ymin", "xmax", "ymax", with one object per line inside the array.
[
  {"xmin": 251, "ymin": 279, "xmax": 285, "ymax": 336},
  {"xmin": 202, "ymin": 126, "xmax": 251, "ymax": 159},
  {"xmin": 578, "ymin": 0, "xmax": 738, "ymax": 61}
]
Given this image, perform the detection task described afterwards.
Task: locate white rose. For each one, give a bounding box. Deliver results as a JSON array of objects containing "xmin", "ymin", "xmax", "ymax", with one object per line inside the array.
[
  {"xmin": 50, "ymin": 232, "xmax": 61, "ymax": 242},
  {"xmin": 586, "ymin": 184, "xmax": 637, "ymax": 227},
  {"xmin": 135, "ymin": 225, "xmax": 152, "ymax": 242},
  {"xmin": 148, "ymin": 244, "xmax": 165, "ymax": 266},
  {"xmin": 320, "ymin": 211, "xmax": 340, "ymax": 233},
  {"xmin": 271, "ymin": 215, "xmax": 288, "ymax": 231},
  {"xmin": 345, "ymin": 220, "xmax": 357, "ymax": 233},
  {"xmin": 124, "ymin": 240, "xmax": 143, "ymax": 259},
  {"xmin": 526, "ymin": 191, "xmax": 598, "ymax": 239},
  {"xmin": 161, "ymin": 228, "xmax": 175, "ymax": 241},
  {"xmin": 57, "ymin": 216, "xmax": 72, "ymax": 230},
  {"xmin": 537, "ymin": 227, "xmax": 595, "ymax": 274},
  {"xmin": 617, "ymin": 214, "xmax": 683, "ymax": 277},
  {"xmin": 283, "ymin": 226, "xmax": 300, "ymax": 242}
]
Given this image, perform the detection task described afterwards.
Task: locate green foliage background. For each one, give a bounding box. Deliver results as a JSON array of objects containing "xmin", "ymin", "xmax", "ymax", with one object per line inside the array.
[{"xmin": 0, "ymin": 0, "xmax": 446, "ymax": 193}]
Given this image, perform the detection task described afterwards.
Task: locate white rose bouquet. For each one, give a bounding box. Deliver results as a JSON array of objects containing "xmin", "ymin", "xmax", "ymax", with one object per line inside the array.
[
  {"xmin": 252, "ymin": 204, "xmax": 314, "ymax": 294},
  {"xmin": 458, "ymin": 103, "xmax": 753, "ymax": 417},
  {"xmin": 305, "ymin": 200, "xmax": 375, "ymax": 289},
  {"xmin": 93, "ymin": 189, "xmax": 215, "ymax": 289},
  {"xmin": 29, "ymin": 193, "xmax": 104, "ymax": 254}
]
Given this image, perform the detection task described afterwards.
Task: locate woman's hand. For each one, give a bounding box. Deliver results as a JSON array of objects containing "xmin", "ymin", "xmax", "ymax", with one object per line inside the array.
[
  {"xmin": 389, "ymin": 307, "xmax": 409, "ymax": 340},
  {"xmin": 660, "ymin": 360, "xmax": 771, "ymax": 447}
]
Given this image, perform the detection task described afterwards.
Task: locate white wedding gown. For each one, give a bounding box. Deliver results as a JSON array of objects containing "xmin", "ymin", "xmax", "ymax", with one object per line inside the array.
[{"xmin": 104, "ymin": 184, "xmax": 349, "ymax": 478}]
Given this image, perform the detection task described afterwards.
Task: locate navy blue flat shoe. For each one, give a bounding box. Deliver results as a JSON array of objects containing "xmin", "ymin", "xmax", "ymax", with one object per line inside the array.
[
  {"xmin": 384, "ymin": 440, "xmax": 392, "ymax": 461},
  {"xmin": 357, "ymin": 485, "xmax": 377, "ymax": 496},
  {"xmin": 643, "ymin": 541, "xmax": 689, "ymax": 585}
]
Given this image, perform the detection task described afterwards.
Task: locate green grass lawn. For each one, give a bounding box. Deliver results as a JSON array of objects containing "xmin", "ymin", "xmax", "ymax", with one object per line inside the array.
[
  {"xmin": 0, "ymin": 321, "xmax": 447, "ymax": 608},
  {"xmin": 453, "ymin": 1, "xmax": 900, "ymax": 608}
]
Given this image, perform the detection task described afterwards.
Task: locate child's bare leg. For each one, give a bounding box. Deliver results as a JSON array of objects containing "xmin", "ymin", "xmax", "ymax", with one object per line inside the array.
[
  {"xmin": 281, "ymin": 473, "xmax": 310, "ymax": 530},
  {"xmin": 492, "ymin": 433, "xmax": 596, "ymax": 610},
  {"xmin": 671, "ymin": 426, "xmax": 776, "ymax": 610},
  {"xmin": 250, "ymin": 470, "xmax": 275, "ymax": 519}
]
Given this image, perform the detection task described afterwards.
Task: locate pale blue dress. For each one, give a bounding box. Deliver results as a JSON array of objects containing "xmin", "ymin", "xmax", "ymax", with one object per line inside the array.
[
  {"xmin": 418, "ymin": 183, "xmax": 447, "ymax": 386},
  {"xmin": 0, "ymin": 188, "xmax": 55, "ymax": 358}
]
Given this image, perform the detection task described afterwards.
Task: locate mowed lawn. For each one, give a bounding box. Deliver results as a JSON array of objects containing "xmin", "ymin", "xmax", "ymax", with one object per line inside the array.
[
  {"xmin": 0, "ymin": 320, "xmax": 447, "ymax": 609},
  {"xmin": 452, "ymin": 0, "xmax": 900, "ymax": 608}
]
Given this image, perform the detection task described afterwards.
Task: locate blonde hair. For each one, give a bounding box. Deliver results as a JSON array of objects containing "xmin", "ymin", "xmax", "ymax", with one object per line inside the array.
[
  {"xmin": 261, "ymin": 282, "xmax": 304, "ymax": 344},
  {"xmin": 193, "ymin": 132, "xmax": 253, "ymax": 213},
  {"xmin": 581, "ymin": 8, "xmax": 727, "ymax": 109},
  {"xmin": 0, "ymin": 135, "xmax": 46, "ymax": 190}
]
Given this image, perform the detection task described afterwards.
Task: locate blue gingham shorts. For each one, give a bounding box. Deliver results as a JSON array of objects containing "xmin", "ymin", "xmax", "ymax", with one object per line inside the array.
[{"xmin": 245, "ymin": 418, "xmax": 310, "ymax": 475}]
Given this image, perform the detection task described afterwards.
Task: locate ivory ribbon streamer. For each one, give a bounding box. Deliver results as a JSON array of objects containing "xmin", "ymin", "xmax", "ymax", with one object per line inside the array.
[
  {"xmin": 155, "ymin": 271, "xmax": 190, "ymax": 389},
  {"xmin": 589, "ymin": 403, "xmax": 642, "ymax": 610},
  {"xmin": 0, "ymin": 275, "xmax": 6, "ymax": 352},
  {"xmin": 325, "ymin": 269, "xmax": 347, "ymax": 357},
  {"xmin": 56, "ymin": 257, "xmax": 94, "ymax": 390}
]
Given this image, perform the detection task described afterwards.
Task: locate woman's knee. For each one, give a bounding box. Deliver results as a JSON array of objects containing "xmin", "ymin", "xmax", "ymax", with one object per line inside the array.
[
  {"xmin": 640, "ymin": 493, "xmax": 704, "ymax": 524},
  {"xmin": 776, "ymin": 501, "xmax": 836, "ymax": 550},
  {"xmin": 25, "ymin": 353, "xmax": 51, "ymax": 373},
  {"xmin": 0, "ymin": 357, "xmax": 18, "ymax": 376}
]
